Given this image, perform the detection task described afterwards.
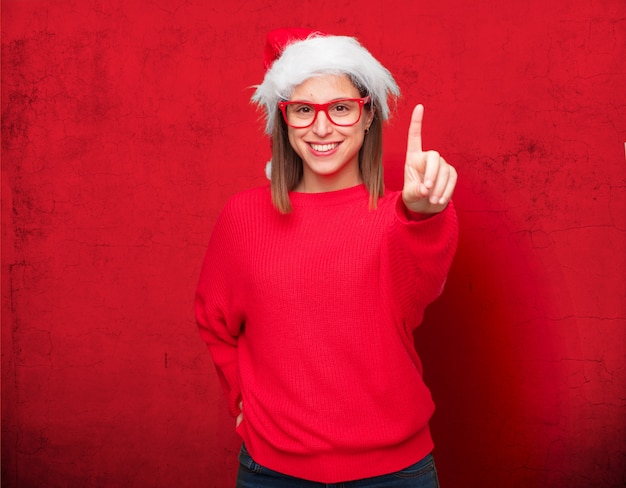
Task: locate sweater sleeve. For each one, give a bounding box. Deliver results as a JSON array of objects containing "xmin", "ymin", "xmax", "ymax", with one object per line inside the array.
[
  {"xmin": 194, "ymin": 202, "xmax": 245, "ymax": 418},
  {"xmin": 380, "ymin": 195, "xmax": 459, "ymax": 333}
]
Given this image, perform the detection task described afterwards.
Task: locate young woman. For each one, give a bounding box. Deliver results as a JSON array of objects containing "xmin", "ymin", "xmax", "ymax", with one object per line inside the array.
[{"xmin": 195, "ymin": 28, "xmax": 458, "ymax": 487}]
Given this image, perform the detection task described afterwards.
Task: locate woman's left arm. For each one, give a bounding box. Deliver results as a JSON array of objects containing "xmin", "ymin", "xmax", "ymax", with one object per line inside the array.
[{"xmin": 380, "ymin": 105, "xmax": 459, "ymax": 331}]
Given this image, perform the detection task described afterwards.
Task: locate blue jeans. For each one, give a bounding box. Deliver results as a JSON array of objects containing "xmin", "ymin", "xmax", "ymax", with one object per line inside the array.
[{"xmin": 236, "ymin": 444, "xmax": 440, "ymax": 488}]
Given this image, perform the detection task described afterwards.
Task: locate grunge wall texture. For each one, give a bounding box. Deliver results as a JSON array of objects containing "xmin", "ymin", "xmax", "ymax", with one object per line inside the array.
[{"xmin": 2, "ymin": 1, "xmax": 624, "ymax": 486}]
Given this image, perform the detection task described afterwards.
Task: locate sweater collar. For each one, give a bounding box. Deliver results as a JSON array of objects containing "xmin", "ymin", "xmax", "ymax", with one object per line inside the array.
[{"xmin": 288, "ymin": 184, "xmax": 369, "ymax": 207}]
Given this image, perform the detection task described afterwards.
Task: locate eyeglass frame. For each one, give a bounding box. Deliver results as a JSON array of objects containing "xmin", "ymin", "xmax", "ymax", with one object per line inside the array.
[{"xmin": 278, "ymin": 96, "xmax": 372, "ymax": 129}]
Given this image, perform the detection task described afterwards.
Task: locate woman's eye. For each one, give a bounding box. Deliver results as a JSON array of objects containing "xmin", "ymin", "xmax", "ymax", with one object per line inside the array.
[{"xmin": 330, "ymin": 103, "xmax": 353, "ymax": 116}]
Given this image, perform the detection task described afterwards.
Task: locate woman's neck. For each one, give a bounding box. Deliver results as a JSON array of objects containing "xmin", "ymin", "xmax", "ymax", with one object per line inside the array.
[{"xmin": 294, "ymin": 169, "xmax": 363, "ymax": 193}]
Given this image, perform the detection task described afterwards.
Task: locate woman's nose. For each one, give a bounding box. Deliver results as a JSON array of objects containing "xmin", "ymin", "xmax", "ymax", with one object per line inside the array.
[{"xmin": 311, "ymin": 110, "xmax": 333, "ymax": 136}]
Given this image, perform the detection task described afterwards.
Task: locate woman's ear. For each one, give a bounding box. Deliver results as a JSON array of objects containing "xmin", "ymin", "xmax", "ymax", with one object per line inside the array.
[
  {"xmin": 365, "ymin": 106, "xmax": 375, "ymax": 131},
  {"xmin": 365, "ymin": 104, "xmax": 376, "ymax": 130}
]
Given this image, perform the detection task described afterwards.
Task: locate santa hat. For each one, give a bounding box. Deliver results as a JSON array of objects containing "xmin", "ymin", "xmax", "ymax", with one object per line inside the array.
[{"xmin": 252, "ymin": 28, "xmax": 400, "ymax": 135}]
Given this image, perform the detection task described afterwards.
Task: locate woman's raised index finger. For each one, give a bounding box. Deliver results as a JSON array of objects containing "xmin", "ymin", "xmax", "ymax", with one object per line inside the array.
[{"xmin": 406, "ymin": 104, "xmax": 424, "ymax": 155}]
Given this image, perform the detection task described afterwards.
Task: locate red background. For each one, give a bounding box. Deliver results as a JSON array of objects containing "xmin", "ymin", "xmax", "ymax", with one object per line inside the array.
[{"xmin": 2, "ymin": 1, "xmax": 625, "ymax": 487}]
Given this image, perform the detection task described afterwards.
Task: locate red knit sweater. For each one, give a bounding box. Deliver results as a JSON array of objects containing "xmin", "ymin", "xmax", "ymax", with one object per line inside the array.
[{"xmin": 195, "ymin": 184, "xmax": 458, "ymax": 483}]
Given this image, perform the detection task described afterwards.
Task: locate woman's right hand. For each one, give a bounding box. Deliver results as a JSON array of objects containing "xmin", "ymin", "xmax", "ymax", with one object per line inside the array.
[{"xmin": 236, "ymin": 401, "xmax": 243, "ymax": 427}]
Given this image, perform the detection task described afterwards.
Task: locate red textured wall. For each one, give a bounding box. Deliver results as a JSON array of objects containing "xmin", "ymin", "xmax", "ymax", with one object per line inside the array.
[{"xmin": 2, "ymin": 1, "xmax": 624, "ymax": 487}]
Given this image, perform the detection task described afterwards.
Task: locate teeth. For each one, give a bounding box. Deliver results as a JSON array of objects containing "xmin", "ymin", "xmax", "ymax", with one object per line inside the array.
[{"xmin": 310, "ymin": 143, "xmax": 338, "ymax": 152}]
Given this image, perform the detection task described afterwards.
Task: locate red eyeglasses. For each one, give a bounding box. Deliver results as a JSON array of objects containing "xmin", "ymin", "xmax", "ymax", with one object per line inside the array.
[{"xmin": 278, "ymin": 96, "xmax": 371, "ymax": 129}]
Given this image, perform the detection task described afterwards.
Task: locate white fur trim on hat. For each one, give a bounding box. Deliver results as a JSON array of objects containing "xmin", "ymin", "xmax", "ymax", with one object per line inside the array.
[{"xmin": 251, "ymin": 35, "xmax": 400, "ymax": 135}]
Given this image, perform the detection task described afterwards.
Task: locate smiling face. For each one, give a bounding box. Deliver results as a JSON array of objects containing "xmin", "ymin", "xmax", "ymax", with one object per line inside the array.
[{"xmin": 286, "ymin": 74, "xmax": 374, "ymax": 193}]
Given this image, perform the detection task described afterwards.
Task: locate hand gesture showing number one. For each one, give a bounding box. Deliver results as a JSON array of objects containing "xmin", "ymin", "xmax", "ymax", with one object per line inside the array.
[{"xmin": 402, "ymin": 105, "xmax": 457, "ymax": 215}]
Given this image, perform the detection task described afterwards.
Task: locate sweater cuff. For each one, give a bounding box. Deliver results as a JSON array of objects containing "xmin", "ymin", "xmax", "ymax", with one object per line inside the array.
[
  {"xmin": 209, "ymin": 353, "xmax": 242, "ymax": 418},
  {"xmin": 396, "ymin": 195, "xmax": 447, "ymax": 223}
]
